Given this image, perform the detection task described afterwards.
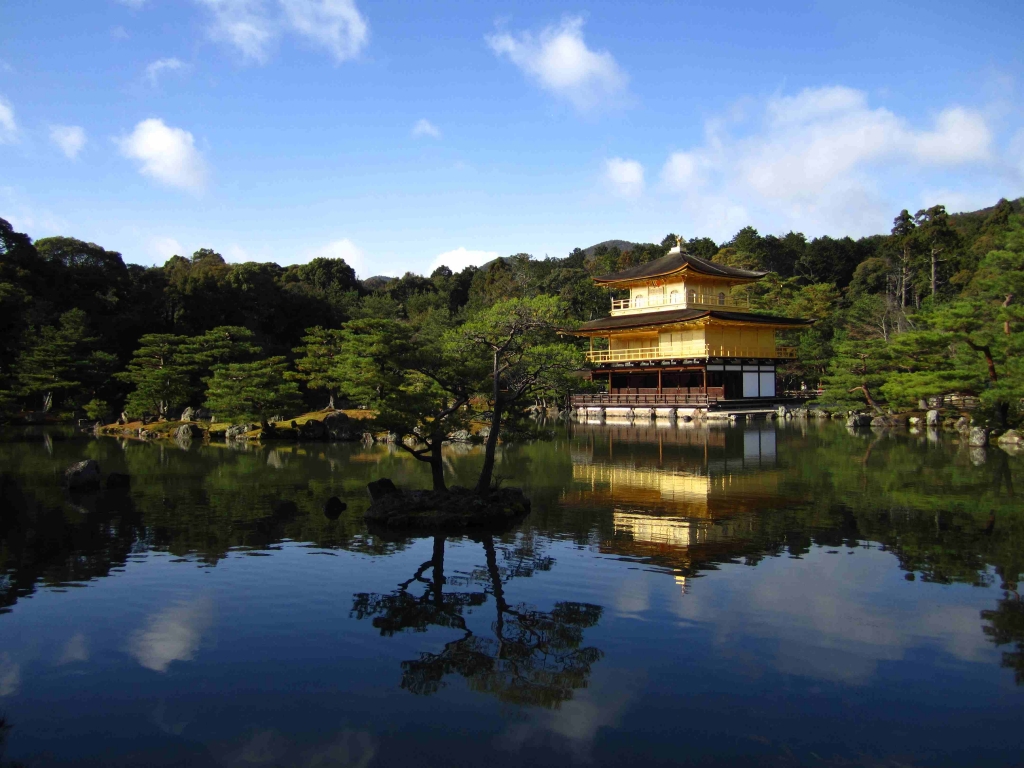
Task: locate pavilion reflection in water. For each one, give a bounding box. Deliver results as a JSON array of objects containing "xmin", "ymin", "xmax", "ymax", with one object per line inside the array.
[{"xmin": 567, "ymin": 422, "xmax": 791, "ymax": 582}]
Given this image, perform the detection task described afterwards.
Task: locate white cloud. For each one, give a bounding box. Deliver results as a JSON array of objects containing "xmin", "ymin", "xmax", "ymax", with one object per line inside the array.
[
  {"xmin": 57, "ymin": 632, "xmax": 90, "ymax": 665},
  {"xmin": 604, "ymin": 157, "xmax": 644, "ymax": 197},
  {"xmin": 0, "ymin": 653, "xmax": 20, "ymax": 696},
  {"xmin": 150, "ymin": 236, "xmax": 185, "ymax": 261},
  {"xmin": 279, "ymin": 0, "xmax": 368, "ymax": 62},
  {"xmin": 0, "ymin": 96, "xmax": 17, "ymax": 143},
  {"xmin": 308, "ymin": 238, "xmax": 366, "ymax": 275},
  {"xmin": 196, "ymin": 0, "xmax": 368, "ymax": 64},
  {"xmin": 129, "ymin": 599, "xmax": 213, "ymax": 673},
  {"xmin": 661, "ymin": 151, "xmax": 699, "ymax": 191},
  {"xmin": 412, "ymin": 118, "xmax": 441, "ymax": 139},
  {"xmin": 50, "ymin": 125, "xmax": 87, "ymax": 159},
  {"xmin": 657, "ymin": 86, "xmax": 1000, "ymax": 239},
  {"xmin": 1011, "ymin": 129, "xmax": 1024, "ymax": 181},
  {"xmin": 196, "ymin": 0, "xmax": 276, "ymax": 63},
  {"xmin": 487, "ymin": 17, "xmax": 627, "ymax": 110},
  {"xmin": 111, "ymin": 26, "xmax": 131, "ymax": 40},
  {"xmin": 145, "ymin": 57, "xmax": 187, "ymax": 85},
  {"xmin": 911, "ymin": 107, "xmax": 992, "ymax": 164},
  {"xmin": 429, "ymin": 247, "xmax": 499, "ymax": 274},
  {"xmin": 118, "ymin": 118, "xmax": 207, "ymax": 192}
]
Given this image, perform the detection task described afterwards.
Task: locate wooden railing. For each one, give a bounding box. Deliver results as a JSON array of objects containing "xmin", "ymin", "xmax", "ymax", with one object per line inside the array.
[
  {"xmin": 586, "ymin": 345, "xmax": 797, "ymax": 363},
  {"xmin": 610, "ymin": 293, "xmax": 749, "ymax": 316},
  {"xmin": 572, "ymin": 392, "xmax": 714, "ymax": 406}
]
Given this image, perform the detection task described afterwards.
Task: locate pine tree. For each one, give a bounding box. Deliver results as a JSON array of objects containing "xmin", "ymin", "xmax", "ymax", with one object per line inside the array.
[
  {"xmin": 931, "ymin": 234, "xmax": 1024, "ymax": 424},
  {"xmin": 337, "ymin": 314, "xmax": 474, "ymax": 491},
  {"xmin": 292, "ymin": 326, "xmax": 346, "ymax": 409},
  {"xmin": 820, "ymin": 335, "xmax": 896, "ymax": 412},
  {"xmin": 115, "ymin": 334, "xmax": 190, "ymax": 419},
  {"xmin": 16, "ymin": 308, "xmax": 104, "ymax": 412},
  {"xmin": 203, "ymin": 357, "xmax": 302, "ymax": 427},
  {"xmin": 178, "ymin": 325, "xmax": 261, "ymax": 404}
]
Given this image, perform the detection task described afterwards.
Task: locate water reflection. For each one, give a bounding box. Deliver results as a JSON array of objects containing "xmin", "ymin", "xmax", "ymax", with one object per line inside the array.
[
  {"xmin": 1, "ymin": 422, "xmax": 1024, "ymax": 764},
  {"xmin": 352, "ymin": 533, "xmax": 603, "ymax": 708},
  {"xmin": 129, "ymin": 598, "xmax": 214, "ymax": 673},
  {"xmin": 981, "ymin": 591, "xmax": 1024, "ymax": 683}
]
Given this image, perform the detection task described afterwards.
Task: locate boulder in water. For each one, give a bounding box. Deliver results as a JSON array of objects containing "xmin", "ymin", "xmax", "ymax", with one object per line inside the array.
[
  {"xmin": 846, "ymin": 413, "xmax": 871, "ymax": 428},
  {"xmin": 299, "ymin": 419, "xmax": 327, "ymax": 440},
  {"xmin": 365, "ymin": 485, "xmax": 531, "ymax": 531},
  {"xmin": 175, "ymin": 423, "xmax": 202, "ymax": 442},
  {"xmin": 323, "ymin": 412, "xmax": 358, "ymax": 441},
  {"xmin": 926, "ymin": 409, "xmax": 940, "ymax": 426},
  {"xmin": 65, "ymin": 460, "xmax": 101, "ymax": 491},
  {"xmin": 968, "ymin": 427, "xmax": 989, "ymax": 447},
  {"xmin": 367, "ymin": 478, "xmax": 400, "ymax": 502},
  {"xmin": 225, "ymin": 424, "xmax": 255, "ymax": 440},
  {"xmin": 323, "ymin": 496, "xmax": 347, "ymax": 520},
  {"xmin": 996, "ymin": 429, "xmax": 1023, "ymax": 445}
]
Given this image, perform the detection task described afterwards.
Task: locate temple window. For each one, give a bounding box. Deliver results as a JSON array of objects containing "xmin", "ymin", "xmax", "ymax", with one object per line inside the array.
[{"xmin": 718, "ymin": 292, "xmax": 726, "ymax": 305}]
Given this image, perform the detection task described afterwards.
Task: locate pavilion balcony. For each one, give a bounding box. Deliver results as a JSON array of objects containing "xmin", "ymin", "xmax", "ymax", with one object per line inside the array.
[
  {"xmin": 610, "ymin": 293, "xmax": 749, "ymax": 316},
  {"xmin": 586, "ymin": 344, "xmax": 797, "ymax": 364}
]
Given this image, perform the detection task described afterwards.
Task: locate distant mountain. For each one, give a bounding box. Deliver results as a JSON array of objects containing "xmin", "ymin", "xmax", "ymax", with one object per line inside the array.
[
  {"xmin": 361, "ymin": 275, "xmax": 396, "ymax": 291},
  {"xmin": 581, "ymin": 240, "xmax": 642, "ymax": 258}
]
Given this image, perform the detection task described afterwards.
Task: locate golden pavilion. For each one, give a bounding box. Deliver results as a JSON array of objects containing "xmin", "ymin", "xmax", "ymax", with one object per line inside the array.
[{"xmin": 570, "ymin": 242, "xmax": 811, "ymax": 410}]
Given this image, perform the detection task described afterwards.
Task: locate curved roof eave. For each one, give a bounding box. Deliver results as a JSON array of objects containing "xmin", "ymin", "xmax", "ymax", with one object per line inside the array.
[
  {"xmin": 572, "ymin": 308, "xmax": 814, "ymax": 334},
  {"xmin": 593, "ymin": 253, "xmax": 767, "ymax": 284}
]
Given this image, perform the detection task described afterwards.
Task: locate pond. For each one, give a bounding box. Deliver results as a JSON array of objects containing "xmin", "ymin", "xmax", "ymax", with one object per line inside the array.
[{"xmin": 1, "ymin": 421, "xmax": 1022, "ymax": 767}]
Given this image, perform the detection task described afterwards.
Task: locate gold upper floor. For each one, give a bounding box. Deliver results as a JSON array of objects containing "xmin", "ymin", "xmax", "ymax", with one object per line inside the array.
[{"xmin": 610, "ymin": 278, "xmax": 749, "ymax": 317}]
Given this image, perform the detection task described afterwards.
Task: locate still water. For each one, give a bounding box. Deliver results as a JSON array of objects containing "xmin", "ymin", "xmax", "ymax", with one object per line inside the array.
[{"xmin": 1, "ymin": 421, "xmax": 1022, "ymax": 767}]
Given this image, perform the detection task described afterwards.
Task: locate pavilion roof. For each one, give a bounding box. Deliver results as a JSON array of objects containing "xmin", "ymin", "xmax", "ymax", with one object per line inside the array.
[
  {"xmin": 594, "ymin": 252, "xmax": 766, "ymax": 284},
  {"xmin": 574, "ymin": 308, "xmax": 813, "ymax": 333}
]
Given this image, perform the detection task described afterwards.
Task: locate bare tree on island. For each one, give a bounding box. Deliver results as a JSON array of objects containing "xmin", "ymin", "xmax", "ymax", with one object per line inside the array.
[
  {"xmin": 449, "ymin": 296, "xmax": 583, "ymax": 494},
  {"xmin": 351, "ymin": 533, "xmax": 603, "ymax": 708}
]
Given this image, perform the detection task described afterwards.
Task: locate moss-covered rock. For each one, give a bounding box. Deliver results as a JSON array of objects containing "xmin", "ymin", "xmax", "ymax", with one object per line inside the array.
[{"xmin": 364, "ymin": 484, "xmax": 531, "ymax": 531}]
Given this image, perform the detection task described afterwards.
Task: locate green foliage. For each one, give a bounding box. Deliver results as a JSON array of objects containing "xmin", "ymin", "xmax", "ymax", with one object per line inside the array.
[
  {"xmin": 16, "ymin": 309, "xmax": 113, "ymax": 412},
  {"xmin": 2, "ymin": 197, "xmax": 1023, "ymax": 425},
  {"xmin": 115, "ymin": 333, "xmax": 190, "ymax": 419},
  {"xmin": 820, "ymin": 335, "xmax": 896, "ymax": 410},
  {"xmin": 292, "ymin": 326, "xmax": 347, "ymax": 406},
  {"xmin": 451, "ymin": 296, "xmax": 583, "ymax": 491},
  {"xmin": 203, "ymin": 357, "xmax": 303, "ymax": 426},
  {"xmin": 84, "ymin": 399, "xmax": 110, "ymax": 421}
]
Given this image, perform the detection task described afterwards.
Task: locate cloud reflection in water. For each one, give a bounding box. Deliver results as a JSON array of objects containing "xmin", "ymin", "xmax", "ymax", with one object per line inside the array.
[{"xmin": 129, "ymin": 598, "xmax": 214, "ymax": 673}]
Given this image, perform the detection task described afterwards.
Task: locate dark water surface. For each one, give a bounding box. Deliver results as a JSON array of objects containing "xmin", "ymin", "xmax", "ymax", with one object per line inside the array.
[{"xmin": 1, "ymin": 422, "xmax": 1022, "ymax": 767}]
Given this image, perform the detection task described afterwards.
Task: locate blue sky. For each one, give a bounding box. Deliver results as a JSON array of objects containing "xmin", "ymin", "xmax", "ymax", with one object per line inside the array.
[{"xmin": 1, "ymin": 0, "xmax": 1022, "ymax": 276}]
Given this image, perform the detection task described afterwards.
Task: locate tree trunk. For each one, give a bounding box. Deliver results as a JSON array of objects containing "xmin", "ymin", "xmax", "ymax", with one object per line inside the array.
[
  {"xmin": 966, "ymin": 341, "xmax": 998, "ymax": 383},
  {"xmin": 930, "ymin": 249, "xmax": 937, "ymax": 298},
  {"xmin": 848, "ymin": 384, "xmax": 883, "ymax": 414},
  {"xmin": 481, "ymin": 535, "xmax": 507, "ymax": 640},
  {"xmin": 431, "ymin": 535, "xmax": 445, "ymax": 606},
  {"xmin": 429, "ymin": 438, "xmax": 447, "ymax": 492},
  {"xmin": 475, "ymin": 350, "xmax": 503, "ymax": 495}
]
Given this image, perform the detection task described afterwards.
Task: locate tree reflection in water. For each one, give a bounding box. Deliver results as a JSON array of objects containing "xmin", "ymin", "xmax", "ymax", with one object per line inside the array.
[
  {"xmin": 351, "ymin": 533, "xmax": 603, "ymax": 708},
  {"xmin": 982, "ymin": 588, "xmax": 1024, "ymax": 684}
]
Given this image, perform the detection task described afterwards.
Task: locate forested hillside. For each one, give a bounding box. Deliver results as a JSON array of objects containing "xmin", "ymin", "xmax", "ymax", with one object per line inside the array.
[{"xmin": 1, "ymin": 196, "xmax": 1022, "ymax": 424}]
